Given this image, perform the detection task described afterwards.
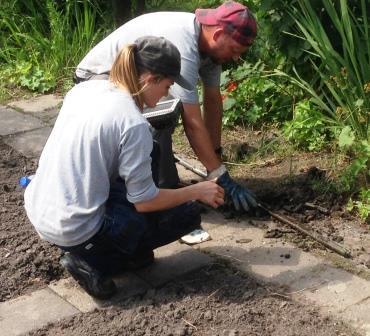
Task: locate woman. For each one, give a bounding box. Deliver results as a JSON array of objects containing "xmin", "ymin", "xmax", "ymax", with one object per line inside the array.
[{"xmin": 24, "ymin": 36, "xmax": 224, "ymax": 299}]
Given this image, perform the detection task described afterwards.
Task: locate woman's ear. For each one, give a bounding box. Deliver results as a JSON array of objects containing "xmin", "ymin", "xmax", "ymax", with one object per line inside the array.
[
  {"xmin": 141, "ymin": 73, "xmax": 162, "ymax": 85},
  {"xmin": 140, "ymin": 72, "xmax": 155, "ymax": 85}
]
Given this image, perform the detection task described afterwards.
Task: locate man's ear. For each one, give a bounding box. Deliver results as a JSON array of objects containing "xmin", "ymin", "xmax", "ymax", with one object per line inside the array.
[{"xmin": 213, "ymin": 27, "xmax": 224, "ymax": 42}]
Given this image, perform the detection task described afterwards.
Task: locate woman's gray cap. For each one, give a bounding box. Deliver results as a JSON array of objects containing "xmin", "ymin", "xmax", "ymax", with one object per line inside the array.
[{"xmin": 134, "ymin": 36, "xmax": 191, "ymax": 90}]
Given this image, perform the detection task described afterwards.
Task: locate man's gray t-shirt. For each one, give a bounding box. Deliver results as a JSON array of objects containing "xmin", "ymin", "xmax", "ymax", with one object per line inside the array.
[
  {"xmin": 24, "ymin": 80, "xmax": 158, "ymax": 247},
  {"xmin": 76, "ymin": 12, "xmax": 222, "ymax": 104}
]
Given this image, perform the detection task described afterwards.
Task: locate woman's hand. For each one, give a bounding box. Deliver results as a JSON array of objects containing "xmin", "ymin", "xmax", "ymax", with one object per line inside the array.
[
  {"xmin": 135, "ymin": 180, "xmax": 224, "ymax": 212},
  {"xmin": 190, "ymin": 180, "xmax": 224, "ymax": 208}
]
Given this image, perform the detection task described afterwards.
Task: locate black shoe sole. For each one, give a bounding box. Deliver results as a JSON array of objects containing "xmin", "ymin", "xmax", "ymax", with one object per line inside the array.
[
  {"xmin": 60, "ymin": 254, "xmax": 117, "ymax": 300},
  {"xmin": 124, "ymin": 250, "xmax": 155, "ymax": 270}
]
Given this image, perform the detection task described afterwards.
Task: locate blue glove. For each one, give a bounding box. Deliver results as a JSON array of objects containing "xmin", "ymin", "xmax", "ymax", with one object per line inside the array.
[{"xmin": 217, "ymin": 172, "xmax": 258, "ymax": 212}]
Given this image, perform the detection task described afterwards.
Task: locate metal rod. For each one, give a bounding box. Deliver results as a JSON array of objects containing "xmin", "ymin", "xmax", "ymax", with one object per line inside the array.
[
  {"xmin": 258, "ymin": 203, "xmax": 351, "ymax": 258},
  {"xmin": 175, "ymin": 155, "xmax": 352, "ymax": 258},
  {"xmin": 174, "ymin": 155, "xmax": 207, "ymax": 178}
]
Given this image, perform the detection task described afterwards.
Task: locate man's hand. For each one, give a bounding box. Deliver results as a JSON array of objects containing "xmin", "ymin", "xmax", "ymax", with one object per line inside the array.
[{"xmin": 217, "ymin": 172, "xmax": 257, "ymax": 212}]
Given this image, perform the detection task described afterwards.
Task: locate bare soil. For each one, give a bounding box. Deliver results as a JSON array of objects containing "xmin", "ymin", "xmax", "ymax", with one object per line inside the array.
[
  {"xmin": 0, "ymin": 125, "xmax": 368, "ymax": 335},
  {"xmin": 0, "ymin": 141, "xmax": 64, "ymax": 302},
  {"xmin": 28, "ymin": 263, "xmax": 358, "ymax": 336}
]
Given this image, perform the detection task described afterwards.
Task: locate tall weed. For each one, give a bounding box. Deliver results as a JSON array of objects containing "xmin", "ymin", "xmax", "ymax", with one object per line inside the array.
[
  {"xmin": 279, "ymin": 0, "xmax": 370, "ymax": 140},
  {"xmin": 0, "ymin": 0, "xmax": 108, "ymax": 93},
  {"xmin": 273, "ymin": 0, "xmax": 369, "ymax": 194}
]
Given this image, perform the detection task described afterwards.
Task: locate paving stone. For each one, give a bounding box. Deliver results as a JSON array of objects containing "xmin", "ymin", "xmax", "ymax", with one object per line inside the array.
[
  {"xmin": 337, "ymin": 298, "xmax": 370, "ymax": 336},
  {"xmin": 4, "ymin": 127, "xmax": 52, "ymax": 158},
  {"xmin": 8, "ymin": 94, "xmax": 62, "ymax": 113},
  {"xmin": 0, "ymin": 106, "xmax": 43, "ymax": 136},
  {"xmin": 176, "ymin": 160, "xmax": 203, "ymax": 184},
  {"xmin": 200, "ymin": 211, "xmax": 229, "ymax": 232},
  {"xmin": 134, "ymin": 242, "xmax": 213, "ymax": 287},
  {"xmin": 290, "ymin": 266, "xmax": 370, "ymax": 313},
  {"xmin": 31, "ymin": 107, "xmax": 59, "ymax": 125},
  {"xmin": 46, "ymin": 113, "xmax": 59, "ymax": 126},
  {"xmin": 203, "ymin": 243, "xmax": 322, "ymax": 286},
  {"xmin": 198, "ymin": 216, "xmax": 324, "ymax": 286},
  {"xmin": 49, "ymin": 273, "xmax": 150, "ymax": 313},
  {"xmin": 0, "ymin": 288, "xmax": 79, "ymax": 336},
  {"xmin": 200, "ymin": 215, "xmax": 265, "ymax": 246},
  {"xmin": 239, "ymin": 245, "xmax": 322, "ymax": 285}
]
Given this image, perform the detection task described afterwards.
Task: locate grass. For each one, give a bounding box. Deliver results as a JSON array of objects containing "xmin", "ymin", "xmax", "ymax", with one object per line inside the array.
[{"xmin": 0, "ymin": 0, "xmax": 110, "ymax": 98}]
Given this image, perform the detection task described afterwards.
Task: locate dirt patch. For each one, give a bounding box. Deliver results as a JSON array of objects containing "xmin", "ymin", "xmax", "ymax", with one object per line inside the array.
[
  {"xmin": 0, "ymin": 126, "xmax": 367, "ymax": 335},
  {"xmin": 27, "ymin": 263, "xmax": 359, "ymax": 336},
  {"xmin": 0, "ymin": 141, "xmax": 64, "ymax": 302}
]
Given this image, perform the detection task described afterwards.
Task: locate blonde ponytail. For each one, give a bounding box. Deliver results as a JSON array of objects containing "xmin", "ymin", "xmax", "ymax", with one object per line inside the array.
[{"xmin": 109, "ymin": 44, "xmax": 145, "ymax": 110}]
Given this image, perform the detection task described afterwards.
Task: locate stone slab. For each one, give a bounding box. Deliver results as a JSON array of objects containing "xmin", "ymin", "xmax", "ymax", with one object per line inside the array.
[
  {"xmin": 49, "ymin": 273, "xmax": 150, "ymax": 313},
  {"xmin": 31, "ymin": 107, "xmax": 59, "ymax": 125},
  {"xmin": 135, "ymin": 242, "xmax": 213, "ymax": 287},
  {"xmin": 290, "ymin": 266, "xmax": 370, "ymax": 313},
  {"xmin": 337, "ymin": 298, "xmax": 370, "ymax": 336},
  {"xmin": 198, "ymin": 215, "xmax": 324, "ymax": 286},
  {"xmin": 46, "ymin": 113, "xmax": 58, "ymax": 126},
  {"xmin": 0, "ymin": 106, "xmax": 43, "ymax": 136},
  {"xmin": 200, "ymin": 210, "xmax": 229, "ymax": 232},
  {"xmin": 236, "ymin": 244, "xmax": 320, "ymax": 283},
  {"xmin": 8, "ymin": 94, "xmax": 62, "ymax": 113},
  {"xmin": 200, "ymin": 215, "xmax": 265, "ymax": 245},
  {"xmin": 0, "ymin": 288, "xmax": 79, "ymax": 336},
  {"xmin": 4, "ymin": 127, "xmax": 52, "ymax": 158},
  {"xmin": 176, "ymin": 160, "xmax": 203, "ymax": 184}
]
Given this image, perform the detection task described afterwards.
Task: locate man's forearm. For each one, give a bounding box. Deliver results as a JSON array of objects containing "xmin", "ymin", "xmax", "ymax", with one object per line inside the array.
[
  {"xmin": 203, "ymin": 87, "xmax": 223, "ymax": 150},
  {"xmin": 182, "ymin": 103, "xmax": 222, "ymax": 172}
]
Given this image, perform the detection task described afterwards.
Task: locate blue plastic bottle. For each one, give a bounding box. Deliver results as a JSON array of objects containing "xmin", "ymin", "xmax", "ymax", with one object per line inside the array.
[{"xmin": 19, "ymin": 175, "xmax": 35, "ymax": 188}]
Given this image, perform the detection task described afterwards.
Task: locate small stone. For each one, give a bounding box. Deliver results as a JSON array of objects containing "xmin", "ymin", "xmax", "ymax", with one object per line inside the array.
[
  {"xmin": 175, "ymin": 327, "xmax": 187, "ymax": 336},
  {"xmin": 235, "ymin": 238, "xmax": 252, "ymax": 244},
  {"xmin": 204, "ymin": 310, "xmax": 212, "ymax": 321},
  {"xmin": 243, "ymin": 290, "xmax": 255, "ymax": 300},
  {"xmin": 140, "ymin": 319, "xmax": 148, "ymax": 328},
  {"xmin": 280, "ymin": 301, "xmax": 288, "ymax": 308},
  {"xmin": 358, "ymin": 254, "xmax": 370, "ymax": 268},
  {"xmin": 332, "ymin": 235, "xmax": 344, "ymax": 243},
  {"xmin": 174, "ymin": 308, "xmax": 184, "ymax": 319}
]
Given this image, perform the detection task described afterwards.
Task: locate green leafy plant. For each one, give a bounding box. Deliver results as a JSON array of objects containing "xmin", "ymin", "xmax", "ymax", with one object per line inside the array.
[
  {"xmin": 347, "ymin": 188, "xmax": 370, "ymax": 223},
  {"xmin": 16, "ymin": 61, "xmax": 56, "ymax": 93},
  {"xmin": 339, "ymin": 139, "xmax": 370, "ymax": 191},
  {"xmin": 221, "ymin": 61, "xmax": 301, "ymax": 127},
  {"xmin": 283, "ymin": 99, "xmax": 331, "ymax": 151}
]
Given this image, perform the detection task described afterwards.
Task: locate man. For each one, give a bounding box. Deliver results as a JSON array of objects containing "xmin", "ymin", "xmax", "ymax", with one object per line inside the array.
[{"xmin": 75, "ymin": 1, "xmax": 258, "ymax": 212}]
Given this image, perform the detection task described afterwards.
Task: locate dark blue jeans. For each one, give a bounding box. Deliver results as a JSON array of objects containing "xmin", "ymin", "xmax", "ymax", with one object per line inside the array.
[{"xmin": 60, "ymin": 179, "xmax": 201, "ymax": 275}]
